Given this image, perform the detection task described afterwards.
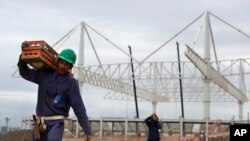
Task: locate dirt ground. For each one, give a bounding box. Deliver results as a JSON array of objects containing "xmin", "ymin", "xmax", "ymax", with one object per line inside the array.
[{"xmin": 63, "ymin": 135, "xmax": 180, "ymax": 141}]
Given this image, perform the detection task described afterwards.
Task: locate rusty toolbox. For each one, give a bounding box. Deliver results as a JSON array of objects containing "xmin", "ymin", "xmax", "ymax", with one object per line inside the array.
[{"xmin": 21, "ymin": 40, "xmax": 58, "ymax": 70}]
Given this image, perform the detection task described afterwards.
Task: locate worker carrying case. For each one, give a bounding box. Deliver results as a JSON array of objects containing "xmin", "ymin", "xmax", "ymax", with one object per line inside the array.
[{"xmin": 21, "ymin": 40, "xmax": 58, "ymax": 70}]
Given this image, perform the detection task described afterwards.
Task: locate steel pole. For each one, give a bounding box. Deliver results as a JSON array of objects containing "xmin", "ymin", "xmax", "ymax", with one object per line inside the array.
[
  {"xmin": 177, "ymin": 42, "xmax": 185, "ymax": 137},
  {"xmin": 128, "ymin": 46, "xmax": 139, "ymax": 118}
]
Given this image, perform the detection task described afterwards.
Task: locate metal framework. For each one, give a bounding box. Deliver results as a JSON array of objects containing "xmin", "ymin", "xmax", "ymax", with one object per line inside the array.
[
  {"xmin": 73, "ymin": 58, "xmax": 250, "ymax": 102},
  {"xmin": 13, "ymin": 11, "xmax": 250, "ymax": 121},
  {"xmin": 21, "ymin": 116, "xmax": 249, "ymax": 137}
]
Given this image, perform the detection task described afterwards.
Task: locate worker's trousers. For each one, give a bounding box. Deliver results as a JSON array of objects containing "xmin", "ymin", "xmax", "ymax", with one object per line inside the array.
[{"xmin": 40, "ymin": 120, "xmax": 64, "ymax": 141}]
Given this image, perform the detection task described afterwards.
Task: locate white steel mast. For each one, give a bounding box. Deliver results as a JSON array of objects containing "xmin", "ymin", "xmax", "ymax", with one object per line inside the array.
[
  {"xmin": 203, "ymin": 11, "xmax": 211, "ymax": 120},
  {"xmin": 238, "ymin": 61, "xmax": 244, "ymax": 120},
  {"xmin": 77, "ymin": 21, "xmax": 85, "ymax": 94},
  {"xmin": 75, "ymin": 21, "xmax": 85, "ymax": 138}
]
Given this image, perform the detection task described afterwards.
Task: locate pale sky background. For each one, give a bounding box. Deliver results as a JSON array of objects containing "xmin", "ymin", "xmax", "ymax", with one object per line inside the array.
[{"xmin": 0, "ymin": 0, "xmax": 250, "ymax": 127}]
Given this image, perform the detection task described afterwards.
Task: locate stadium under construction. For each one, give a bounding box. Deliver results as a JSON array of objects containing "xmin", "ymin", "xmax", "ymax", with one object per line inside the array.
[{"xmin": 4, "ymin": 11, "xmax": 250, "ymax": 141}]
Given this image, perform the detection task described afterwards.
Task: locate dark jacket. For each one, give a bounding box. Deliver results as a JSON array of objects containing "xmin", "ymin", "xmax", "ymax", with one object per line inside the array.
[
  {"xmin": 18, "ymin": 58, "xmax": 91, "ymax": 135},
  {"xmin": 145, "ymin": 116, "xmax": 161, "ymax": 141}
]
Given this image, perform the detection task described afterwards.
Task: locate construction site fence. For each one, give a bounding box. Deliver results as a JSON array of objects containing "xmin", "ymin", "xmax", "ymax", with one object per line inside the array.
[{"xmin": 10, "ymin": 117, "xmax": 249, "ymax": 141}]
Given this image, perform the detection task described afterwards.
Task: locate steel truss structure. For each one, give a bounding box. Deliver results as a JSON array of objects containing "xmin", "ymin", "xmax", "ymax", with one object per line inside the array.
[
  {"xmin": 73, "ymin": 58, "xmax": 250, "ymax": 102},
  {"xmin": 13, "ymin": 11, "xmax": 250, "ymax": 120}
]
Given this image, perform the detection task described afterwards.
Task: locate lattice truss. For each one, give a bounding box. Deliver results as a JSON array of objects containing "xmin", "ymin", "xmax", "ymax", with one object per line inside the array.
[
  {"xmin": 73, "ymin": 58, "xmax": 250, "ymax": 102},
  {"xmin": 13, "ymin": 11, "xmax": 250, "ymax": 103}
]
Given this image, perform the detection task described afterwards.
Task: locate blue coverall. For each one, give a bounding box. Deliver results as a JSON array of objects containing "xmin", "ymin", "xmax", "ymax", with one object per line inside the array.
[
  {"xmin": 145, "ymin": 116, "xmax": 161, "ymax": 141},
  {"xmin": 18, "ymin": 58, "xmax": 91, "ymax": 141}
]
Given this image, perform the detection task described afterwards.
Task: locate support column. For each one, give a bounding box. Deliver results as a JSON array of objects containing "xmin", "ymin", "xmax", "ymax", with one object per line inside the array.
[
  {"xmin": 205, "ymin": 118, "xmax": 209, "ymax": 141},
  {"xmin": 100, "ymin": 116, "xmax": 103, "ymax": 139},
  {"xmin": 77, "ymin": 21, "xmax": 85, "ymax": 94},
  {"xmin": 238, "ymin": 101, "xmax": 243, "ymax": 120},
  {"xmin": 238, "ymin": 60, "xmax": 244, "ymax": 120},
  {"xmin": 75, "ymin": 21, "xmax": 85, "ymax": 138},
  {"xmin": 125, "ymin": 116, "xmax": 128, "ymax": 140},
  {"xmin": 203, "ymin": 11, "xmax": 211, "ymax": 120},
  {"xmin": 180, "ymin": 116, "xmax": 184, "ymax": 138},
  {"xmin": 152, "ymin": 101, "xmax": 157, "ymax": 113}
]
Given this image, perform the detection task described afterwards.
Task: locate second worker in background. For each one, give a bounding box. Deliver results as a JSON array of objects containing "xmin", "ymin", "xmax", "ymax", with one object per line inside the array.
[{"xmin": 145, "ymin": 113, "xmax": 161, "ymax": 141}]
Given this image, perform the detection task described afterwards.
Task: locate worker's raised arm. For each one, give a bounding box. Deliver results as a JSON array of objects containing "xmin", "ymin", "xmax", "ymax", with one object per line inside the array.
[{"xmin": 17, "ymin": 55, "xmax": 42, "ymax": 84}]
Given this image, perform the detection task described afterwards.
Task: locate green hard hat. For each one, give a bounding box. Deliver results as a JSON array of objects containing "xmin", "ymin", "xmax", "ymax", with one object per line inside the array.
[{"xmin": 58, "ymin": 49, "xmax": 76, "ymax": 64}]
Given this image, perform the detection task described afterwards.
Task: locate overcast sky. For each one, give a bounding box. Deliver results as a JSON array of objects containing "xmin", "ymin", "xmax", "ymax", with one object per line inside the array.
[{"xmin": 0, "ymin": 0, "xmax": 250, "ymax": 127}]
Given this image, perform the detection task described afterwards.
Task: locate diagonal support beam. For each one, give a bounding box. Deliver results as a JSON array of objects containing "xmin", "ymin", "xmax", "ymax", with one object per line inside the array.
[{"xmin": 185, "ymin": 45, "xmax": 248, "ymax": 102}]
